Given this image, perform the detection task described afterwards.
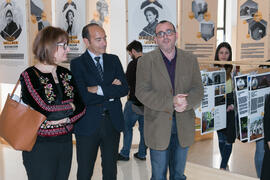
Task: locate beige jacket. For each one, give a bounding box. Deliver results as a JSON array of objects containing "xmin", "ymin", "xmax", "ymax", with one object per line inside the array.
[{"xmin": 136, "ymin": 48, "xmax": 203, "ymax": 150}]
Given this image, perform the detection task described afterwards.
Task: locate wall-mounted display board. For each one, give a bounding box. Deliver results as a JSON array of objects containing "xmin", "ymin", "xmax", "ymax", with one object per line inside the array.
[
  {"xmin": 128, "ymin": 0, "xmax": 177, "ymax": 53},
  {"xmin": 29, "ymin": 0, "xmax": 51, "ymax": 65},
  {"xmin": 195, "ymin": 69, "xmax": 227, "ymax": 135},
  {"xmin": 55, "ymin": 0, "xmax": 87, "ymax": 64},
  {"xmin": 234, "ymin": 71, "xmax": 270, "ymax": 142},
  {"xmin": 236, "ymin": 0, "xmax": 270, "ymax": 68},
  {"xmin": 88, "ymin": 0, "xmax": 110, "ymax": 52},
  {"xmin": 0, "ymin": 0, "xmax": 28, "ymax": 83},
  {"xmin": 179, "ymin": 0, "xmax": 217, "ymax": 60}
]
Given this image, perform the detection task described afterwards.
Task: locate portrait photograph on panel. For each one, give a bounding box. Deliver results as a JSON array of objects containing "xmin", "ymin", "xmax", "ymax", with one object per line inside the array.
[{"xmin": 0, "ymin": 0, "xmax": 23, "ymax": 42}]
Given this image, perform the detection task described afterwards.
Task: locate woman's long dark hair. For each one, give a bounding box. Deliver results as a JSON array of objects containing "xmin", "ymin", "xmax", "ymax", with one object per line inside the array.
[{"xmin": 214, "ymin": 42, "xmax": 233, "ymax": 80}]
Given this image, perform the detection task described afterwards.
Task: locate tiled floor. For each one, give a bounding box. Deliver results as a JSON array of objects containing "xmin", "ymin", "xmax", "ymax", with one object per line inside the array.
[{"xmin": 0, "ymin": 130, "xmax": 259, "ymax": 180}]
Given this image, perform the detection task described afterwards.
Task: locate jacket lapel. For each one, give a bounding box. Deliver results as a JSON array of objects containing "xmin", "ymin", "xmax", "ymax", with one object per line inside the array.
[{"xmin": 175, "ymin": 49, "xmax": 185, "ymax": 93}]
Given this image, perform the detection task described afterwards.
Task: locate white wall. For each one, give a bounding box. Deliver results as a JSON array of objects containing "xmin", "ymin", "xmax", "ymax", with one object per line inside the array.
[
  {"xmin": 225, "ymin": 0, "xmax": 238, "ymax": 47},
  {"xmin": 109, "ymin": 0, "xmax": 127, "ymax": 71}
]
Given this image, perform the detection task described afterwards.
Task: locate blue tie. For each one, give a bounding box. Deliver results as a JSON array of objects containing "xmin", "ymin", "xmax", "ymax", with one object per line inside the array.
[{"xmin": 94, "ymin": 56, "xmax": 103, "ymax": 81}]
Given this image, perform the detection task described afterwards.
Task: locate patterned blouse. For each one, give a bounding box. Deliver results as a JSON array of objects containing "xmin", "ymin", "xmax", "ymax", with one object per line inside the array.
[{"xmin": 20, "ymin": 66, "xmax": 86, "ymax": 137}]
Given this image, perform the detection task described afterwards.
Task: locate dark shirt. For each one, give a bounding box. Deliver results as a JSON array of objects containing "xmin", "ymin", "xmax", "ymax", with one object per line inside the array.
[
  {"xmin": 160, "ymin": 49, "xmax": 177, "ymax": 94},
  {"xmin": 126, "ymin": 57, "xmax": 143, "ymax": 106}
]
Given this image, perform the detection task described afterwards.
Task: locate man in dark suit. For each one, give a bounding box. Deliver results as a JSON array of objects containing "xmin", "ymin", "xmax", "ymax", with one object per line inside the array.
[{"xmin": 70, "ymin": 23, "xmax": 128, "ymax": 180}]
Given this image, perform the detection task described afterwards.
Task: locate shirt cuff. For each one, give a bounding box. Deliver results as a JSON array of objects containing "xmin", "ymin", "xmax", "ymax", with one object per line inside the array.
[{"xmin": 97, "ymin": 85, "xmax": 104, "ymax": 96}]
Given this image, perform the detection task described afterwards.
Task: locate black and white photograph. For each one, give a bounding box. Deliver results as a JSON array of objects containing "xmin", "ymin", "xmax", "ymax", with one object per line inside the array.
[
  {"xmin": 240, "ymin": 0, "xmax": 258, "ymax": 20},
  {"xmin": 55, "ymin": 0, "xmax": 86, "ymax": 62},
  {"xmin": 30, "ymin": 0, "xmax": 50, "ymax": 31},
  {"xmin": 128, "ymin": 0, "xmax": 176, "ymax": 53},
  {"xmin": 0, "ymin": 1, "xmax": 23, "ymax": 41},
  {"xmin": 0, "ymin": 0, "xmax": 28, "ymax": 84},
  {"xmin": 199, "ymin": 20, "xmax": 215, "ymax": 41},
  {"xmin": 236, "ymin": 76, "xmax": 248, "ymax": 91},
  {"xmin": 90, "ymin": 0, "xmax": 109, "ymax": 28},
  {"xmin": 192, "ymin": 0, "xmax": 208, "ymax": 22},
  {"xmin": 201, "ymin": 73, "xmax": 213, "ymax": 86},
  {"xmin": 212, "ymin": 71, "xmax": 225, "ymax": 85},
  {"xmin": 139, "ymin": 6, "xmax": 159, "ymax": 37},
  {"xmin": 248, "ymin": 19, "xmax": 267, "ymax": 41}
]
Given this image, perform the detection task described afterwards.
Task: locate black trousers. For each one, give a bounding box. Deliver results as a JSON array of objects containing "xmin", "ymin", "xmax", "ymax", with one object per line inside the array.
[
  {"xmin": 261, "ymin": 149, "xmax": 270, "ymax": 180},
  {"xmin": 75, "ymin": 111, "xmax": 120, "ymax": 180},
  {"xmin": 22, "ymin": 133, "xmax": 73, "ymax": 180}
]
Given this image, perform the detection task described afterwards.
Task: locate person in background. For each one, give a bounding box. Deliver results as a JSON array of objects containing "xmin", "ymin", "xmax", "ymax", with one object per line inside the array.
[
  {"xmin": 70, "ymin": 23, "xmax": 128, "ymax": 180},
  {"xmin": 20, "ymin": 26, "xmax": 86, "ymax": 180},
  {"xmin": 214, "ymin": 42, "xmax": 237, "ymax": 170},
  {"xmin": 261, "ymin": 94, "xmax": 270, "ymax": 180},
  {"xmin": 136, "ymin": 20, "xmax": 203, "ymax": 180},
  {"xmin": 118, "ymin": 40, "xmax": 147, "ymax": 161}
]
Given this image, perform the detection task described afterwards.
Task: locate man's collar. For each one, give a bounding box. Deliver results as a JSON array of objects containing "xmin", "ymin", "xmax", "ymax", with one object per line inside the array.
[{"xmin": 87, "ymin": 49, "xmax": 103, "ymax": 60}]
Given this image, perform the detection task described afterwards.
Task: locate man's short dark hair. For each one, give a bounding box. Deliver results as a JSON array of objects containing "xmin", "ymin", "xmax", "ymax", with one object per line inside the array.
[
  {"xmin": 81, "ymin": 23, "xmax": 100, "ymax": 40},
  {"xmin": 126, "ymin": 40, "xmax": 142, "ymax": 53},
  {"xmin": 155, "ymin": 20, "xmax": 176, "ymax": 34}
]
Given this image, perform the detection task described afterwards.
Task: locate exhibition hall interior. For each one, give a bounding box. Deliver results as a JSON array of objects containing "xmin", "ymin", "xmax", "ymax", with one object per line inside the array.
[{"xmin": 0, "ymin": 0, "xmax": 269, "ymax": 179}]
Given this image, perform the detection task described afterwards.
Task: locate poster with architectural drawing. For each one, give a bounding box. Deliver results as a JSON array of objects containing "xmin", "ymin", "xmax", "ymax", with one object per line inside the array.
[{"xmin": 179, "ymin": 0, "xmax": 217, "ymax": 61}]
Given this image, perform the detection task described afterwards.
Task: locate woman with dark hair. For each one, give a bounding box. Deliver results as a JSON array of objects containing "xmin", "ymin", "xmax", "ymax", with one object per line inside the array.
[
  {"xmin": 139, "ymin": 6, "xmax": 159, "ymax": 37},
  {"xmin": 214, "ymin": 42, "xmax": 236, "ymax": 170},
  {"xmin": 20, "ymin": 26, "xmax": 85, "ymax": 179},
  {"xmin": 65, "ymin": 9, "xmax": 75, "ymax": 36}
]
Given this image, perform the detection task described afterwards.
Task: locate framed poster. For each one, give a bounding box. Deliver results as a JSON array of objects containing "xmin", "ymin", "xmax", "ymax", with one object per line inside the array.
[
  {"xmin": 236, "ymin": 0, "xmax": 269, "ymax": 64},
  {"xmin": 128, "ymin": 0, "xmax": 177, "ymax": 53},
  {"xmin": 179, "ymin": 0, "xmax": 217, "ymax": 60},
  {"xmin": 0, "ymin": 0, "xmax": 28, "ymax": 83},
  {"xmin": 29, "ymin": 0, "xmax": 51, "ymax": 65},
  {"xmin": 88, "ymin": 0, "xmax": 111, "ymax": 52},
  {"xmin": 55, "ymin": 0, "xmax": 87, "ymax": 64},
  {"xmin": 195, "ymin": 69, "xmax": 227, "ymax": 134}
]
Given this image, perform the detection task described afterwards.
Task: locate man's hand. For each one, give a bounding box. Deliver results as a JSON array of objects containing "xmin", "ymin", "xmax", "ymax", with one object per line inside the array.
[
  {"xmin": 174, "ymin": 94, "xmax": 188, "ymax": 112},
  {"xmin": 87, "ymin": 86, "xmax": 98, "ymax": 93},
  {"xmin": 268, "ymin": 141, "xmax": 270, "ymax": 150},
  {"xmin": 112, "ymin": 79, "xmax": 121, "ymax": 85}
]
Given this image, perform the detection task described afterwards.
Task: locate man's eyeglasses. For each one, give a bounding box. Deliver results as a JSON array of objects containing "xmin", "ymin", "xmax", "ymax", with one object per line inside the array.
[
  {"xmin": 155, "ymin": 29, "xmax": 176, "ymax": 38},
  {"xmin": 56, "ymin": 42, "xmax": 68, "ymax": 50}
]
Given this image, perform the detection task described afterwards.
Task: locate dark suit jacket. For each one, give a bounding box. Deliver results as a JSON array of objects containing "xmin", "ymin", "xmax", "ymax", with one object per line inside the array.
[{"xmin": 70, "ymin": 50, "xmax": 129, "ymax": 136}]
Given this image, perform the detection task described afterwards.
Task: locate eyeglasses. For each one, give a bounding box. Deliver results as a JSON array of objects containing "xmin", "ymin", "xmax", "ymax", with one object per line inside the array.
[
  {"xmin": 56, "ymin": 42, "xmax": 68, "ymax": 50},
  {"xmin": 156, "ymin": 29, "xmax": 176, "ymax": 38}
]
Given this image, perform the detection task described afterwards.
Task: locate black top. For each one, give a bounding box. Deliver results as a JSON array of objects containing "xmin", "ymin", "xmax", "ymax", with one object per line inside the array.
[
  {"xmin": 126, "ymin": 57, "xmax": 143, "ymax": 106},
  {"xmin": 20, "ymin": 66, "xmax": 86, "ymax": 137}
]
